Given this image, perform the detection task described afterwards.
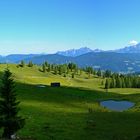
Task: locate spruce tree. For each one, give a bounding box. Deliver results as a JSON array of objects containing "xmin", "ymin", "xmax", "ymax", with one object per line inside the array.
[
  {"xmin": 20, "ymin": 60, "xmax": 25, "ymax": 67},
  {"xmin": 79, "ymin": 69, "xmax": 82, "ymax": 76},
  {"xmin": 97, "ymin": 69, "xmax": 102, "ymax": 77},
  {"xmin": 67, "ymin": 67, "xmax": 69, "ymax": 74},
  {"xmin": 101, "ymin": 80, "xmax": 104, "ymax": 86},
  {"xmin": 105, "ymin": 79, "xmax": 110, "ymax": 90},
  {"xmin": 54, "ymin": 66, "xmax": 58, "ymax": 75},
  {"xmin": 28, "ymin": 61, "xmax": 33, "ymax": 67},
  {"xmin": 110, "ymin": 78, "xmax": 115, "ymax": 88},
  {"xmin": 0, "ymin": 69, "xmax": 25, "ymax": 139},
  {"xmin": 72, "ymin": 73, "xmax": 75, "ymax": 78},
  {"xmin": 86, "ymin": 67, "xmax": 93, "ymax": 78},
  {"xmin": 47, "ymin": 64, "xmax": 51, "ymax": 72},
  {"xmin": 42, "ymin": 64, "xmax": 46, "ymax": 72},
  {"xmin": 121, "ymin": 78, "xmax": 126, "ymax": 88},
  {"xmin": 45, "ymin": 61, "xmax": 48, "ymax": 67},
  {"xmin": 58, "ymin": 66, "xmax": 62, "ymax": 75},
  {"xmin": 104, "ymin": 70, "xmax": 112, "ymax": 78}
]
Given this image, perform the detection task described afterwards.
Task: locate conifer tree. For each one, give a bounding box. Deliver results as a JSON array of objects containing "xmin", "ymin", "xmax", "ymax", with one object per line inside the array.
[
  {"xmin": 58, "ymin": 66, "xmax": 62, "ymax": 75},
  {"xmin": 20, "ymin": 60, "xmax": 25, "ymax": 67},
  {"xmin": 116, "ymin": 77, "xmax": 122, "ymax": 88},
  {"xmin": 72, "ymin": 73, "xmax": 75, "ymax": 78},
  {"xmin": 121, "ymin": 78, "xmax": 125, "ymax": 88},
  {"xmin": 105, "ymin": 79, "xmax": 110, "ymax": 90},
  {"xmin": 0, "ymin": 69, "xmax": 25, "ymax": 139},
  {"xmin": 54, "ymin": 66, "xmax": 58, "ymax": 75},
  {"xmin": 97, "ymin": 69, "xmax": 102, "ymax": 77},
  {"xmin": 101, "ymin": 80, "xmax": 104, "ymax": 86},
  {"xmin": 79, "ymin": 69, "xmax": 82, "ymax": 76},
  {"xmin": 42, "ymin": 63, "xmax": 46, "ymax": 72},
  {"xmin": 45, "ymin": 61, "xmax": 48, "ymax": 67},
  {"xmin": 67, "ymin": 67, "xmax": 70, "ymax": 74},
  {"xmin": 28, "ymin": 61, "xmax": 33, "ymax": 67},
  {"xmin": 110, "ymin": 78, "xmax": 116, "ymax": 88},
  {"xmin": 104, "ymin": 70, "xmax": 112, "ymax": 78},
  {"xmin": 86, "ymin": 67, "xmax": 93, "ymax": 78},
  {"xmin": 47, "ymin": 64, "xmax": 51, "ymax": 72}
]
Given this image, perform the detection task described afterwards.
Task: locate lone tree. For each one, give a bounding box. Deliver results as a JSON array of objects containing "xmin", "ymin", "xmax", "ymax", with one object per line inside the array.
[
  {"xmin": 105, "ymin": 79, "xmax": 110, "ymax": 92},
  {"xmin": 28, "ymin": 61, "xmax": 33, "ymax": 67},
  {"xmin": 72, "ymin": 73, "xmax": 75, "ymax": 78},
  {"xmin": 42, "ymin": 63, "xmax": 46, "ymax": 73},
  {"xmin": 20, "ymin": 60, "xmax": 25, "ymax": 67},
  {"xmin": 0, "ymin": 69, "xmax": 25, "ymax": 139}
]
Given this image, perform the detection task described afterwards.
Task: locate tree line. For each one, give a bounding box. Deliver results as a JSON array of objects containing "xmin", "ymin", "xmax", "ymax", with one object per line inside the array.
[
  {"xmin": 41, "ymin": 61, "xmax": 109, "ymax": 78},
  {"xmin": 17, "ymin": 60, "xmax": 115, "ymax": 79},
  {"xmin": 105, "ymin": 74, "xmax": 140, "ymax": 89}
]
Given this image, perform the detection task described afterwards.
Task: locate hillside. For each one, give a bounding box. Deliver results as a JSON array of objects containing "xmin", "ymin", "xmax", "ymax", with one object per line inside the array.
[
  {"xmin": 0, "ymin": 64, "xmax": 102, "ymax": 90},
  {"xmin": 0, "ymin": 64, "xmax": 139, "ymax": 139}
]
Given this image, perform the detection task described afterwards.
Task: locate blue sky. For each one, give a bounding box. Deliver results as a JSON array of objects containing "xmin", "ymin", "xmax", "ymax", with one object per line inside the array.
[{"xmin": 0, "ymin": 0, "xmax": 140, "ymax": 55}]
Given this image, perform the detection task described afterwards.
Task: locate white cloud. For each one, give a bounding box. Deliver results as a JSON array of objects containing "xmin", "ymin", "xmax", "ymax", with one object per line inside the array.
[{"xmin": 128, "ymin": 40, "xmax": 138, "ymax": 46}]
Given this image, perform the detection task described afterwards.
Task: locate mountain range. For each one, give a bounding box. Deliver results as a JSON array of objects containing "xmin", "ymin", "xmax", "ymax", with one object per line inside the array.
[
  {"xmin": 116, "ymin": 43, "xmax": 140, "ymax": 53},
  {"xmin": 1, "ymin": 43, "xmax": 140, "ymax": 73},
  {"xmin": 57, "ymin": 47, "xmax": 103, "ymax": 57},
  {"xmin": 23, "ymin": 52, "xmax": 140, "ymax": 73},
  {"xmin": 56, "ymin": 43, "xmax": 140, "ymax": 56}
]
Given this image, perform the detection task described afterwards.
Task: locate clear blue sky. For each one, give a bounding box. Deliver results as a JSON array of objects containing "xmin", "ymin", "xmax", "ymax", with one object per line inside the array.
[{"xmin": 0, "ymin": 0, "xmax": 140, "ymax": 55}]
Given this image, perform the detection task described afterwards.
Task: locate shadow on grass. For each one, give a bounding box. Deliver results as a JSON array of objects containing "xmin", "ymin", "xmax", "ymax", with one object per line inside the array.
[
  {"xmin": 1, "ymin": 77, "xmax": 140, "ymax": 140},
  {"xmin": 15, "ymin": 81, "xmax": 140, "ymax": 108},
  {"xmin": 14, "ymin": 82, "xmax": 140, "ymax": 139}
]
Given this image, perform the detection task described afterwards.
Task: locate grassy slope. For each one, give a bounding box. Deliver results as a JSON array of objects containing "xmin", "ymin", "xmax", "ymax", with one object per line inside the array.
[{"xmin": 0, "ymin": 64, "xmax": 140, "ymax": 140}]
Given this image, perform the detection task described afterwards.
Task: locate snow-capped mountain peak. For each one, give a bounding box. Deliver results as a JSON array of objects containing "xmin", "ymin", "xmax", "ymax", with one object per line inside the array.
[
  {"xmin": 57, "ymin": 47, "xmax": 103, "ymax": 57},
  {"xmin": 57, "ymin": 47, "xmax": 93, "ymax": 57},
  {"xmin": 116, "ymin": 42, "xmax": 140, "ymax": 53},
  {"xmin": 128, "ymin": 40, "xmax": 138, "ymax": 46}
]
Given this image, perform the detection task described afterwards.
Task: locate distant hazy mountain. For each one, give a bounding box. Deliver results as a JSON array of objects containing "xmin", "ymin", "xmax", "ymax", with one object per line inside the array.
[
  {"xmin": 1, "ymin": 45, "xmax": 140, "ymax": 73},
  {"xmin": 75, "ymin": 52, "xmax": 140, "ymax": 72},
  {"xmin": 24, "ymin": 54, "xmax": 74, "ymax": 64},
  {"xmin": 23, "ymin": 52, "xmax": 140, "ymax": 73},
  {"xmin": 0, "ymin": 54, "xmax": 39, "ymax": 63},
  {"xmin": 57, "ymin": 43, "xmax": 140, "ymax": 55},
  {"xmin": 57, "ymin": 47, "xmax": 102, "ymax": 57},
  {"xmin": 116, "ymin": 43, "xmax": 140, "ymax": 53}
]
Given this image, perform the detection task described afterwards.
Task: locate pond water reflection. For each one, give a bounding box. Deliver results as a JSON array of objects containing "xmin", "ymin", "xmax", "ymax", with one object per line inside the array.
[{"xmin": 100, "ymin": 100, "xmax": 134, "ymax": 111}]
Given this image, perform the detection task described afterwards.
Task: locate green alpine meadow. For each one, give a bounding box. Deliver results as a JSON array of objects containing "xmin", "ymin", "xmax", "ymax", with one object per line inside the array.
[{"xmin": 0, "ymin": 64, "xmax": 139, "ymax": 139}]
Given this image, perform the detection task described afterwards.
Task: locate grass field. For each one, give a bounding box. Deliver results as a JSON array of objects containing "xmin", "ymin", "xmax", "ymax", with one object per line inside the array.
[{"xmin": 0, "ymin": 64, "xmax": 140, "ymax": 140}]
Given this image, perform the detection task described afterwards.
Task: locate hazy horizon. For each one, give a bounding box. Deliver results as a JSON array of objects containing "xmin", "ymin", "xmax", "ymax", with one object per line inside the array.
[{"xmin": 0, "ymin": 0, "xmax": 140, "ymax": 55}]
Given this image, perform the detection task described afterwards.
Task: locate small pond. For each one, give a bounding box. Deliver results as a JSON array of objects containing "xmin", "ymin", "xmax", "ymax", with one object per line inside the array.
[{"xmin": 100, "ymin": 100, "xmax": 134, "ymax": 111}]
